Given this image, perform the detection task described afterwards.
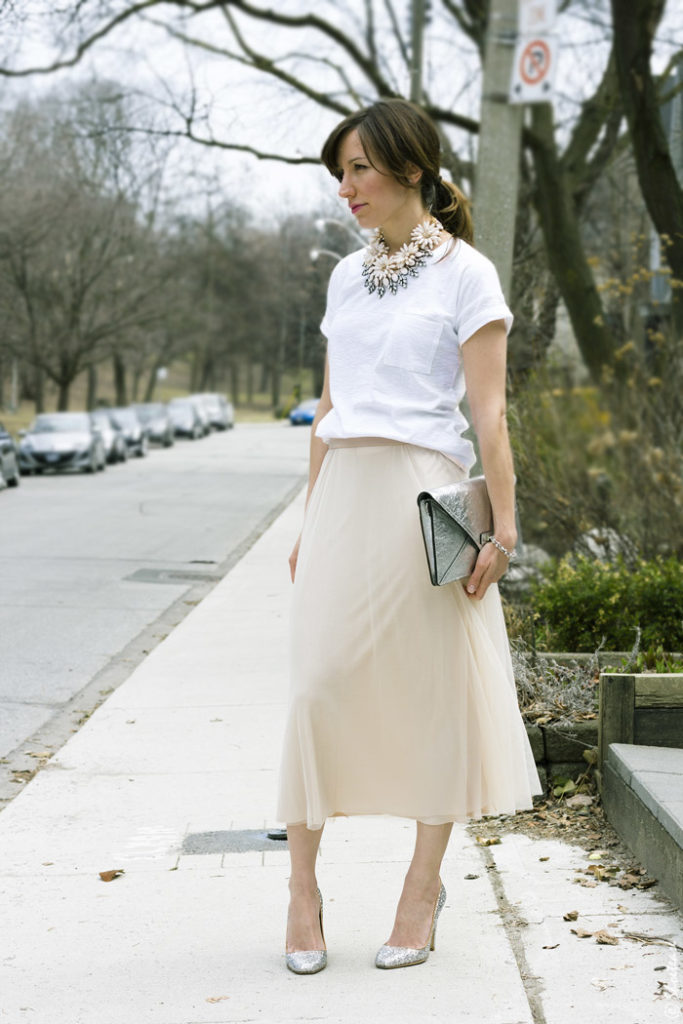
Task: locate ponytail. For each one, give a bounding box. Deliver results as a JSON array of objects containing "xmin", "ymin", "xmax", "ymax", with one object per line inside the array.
[{"xmin": 425, "ymin": 177, "xmax": 473, "ymax": 244}]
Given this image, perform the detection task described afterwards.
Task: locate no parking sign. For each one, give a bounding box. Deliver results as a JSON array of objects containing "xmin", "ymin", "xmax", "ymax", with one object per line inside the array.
[{"xmin": 509, "ymin": 0, "xmax": 559, "ymax": 103}]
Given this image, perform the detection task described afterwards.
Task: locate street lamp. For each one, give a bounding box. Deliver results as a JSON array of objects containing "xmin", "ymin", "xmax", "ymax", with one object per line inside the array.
[{"xmin": 310, "ymin": 247, "xmax": 344, "ymax": 263}]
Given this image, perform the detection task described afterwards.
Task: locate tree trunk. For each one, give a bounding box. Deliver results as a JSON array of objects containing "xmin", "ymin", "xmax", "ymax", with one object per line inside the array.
[
  {"xmin": 191, "ymin": 347, "xmax": 204, "ymax": 392},
  {"xmin": 86, "ymin": 365, "xmax": 97, "ymax": 410},
  {"xmin": 113, "ymin": 353, "xmax": 127, "ymax": 406},
  {"xmin": 57, "ymin": 380, "xmax": 70, "ymax": 411},
  {"xmin": 33, "ymin": 367, "xmax": 45, "ymax": 413},
  {"xmin": 246, "ymin": 358, "xmax": 254, "ymax": 404},
  {"xmin": 610, "ymin": 0, "xmax": 683, "ymax": 326},
  {"xmin": 132, "ymin": 367, "xmax": 142, "ymax": 403},
  {"xmin": 144, "ymin": 363, "xmax": 159, "ymax": 402},
  {"xmin": 529, "ymin": 103, "xmax": 621, "ymax": 383},
  {"xmin": 229, "ymin": 360, "xmax": 239, "ymax": 407}
]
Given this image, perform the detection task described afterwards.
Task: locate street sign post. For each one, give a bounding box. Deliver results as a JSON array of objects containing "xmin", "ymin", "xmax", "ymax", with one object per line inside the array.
[{"xmin": 509, "ymin": 0, "xmax": 559, "ymax": 104}]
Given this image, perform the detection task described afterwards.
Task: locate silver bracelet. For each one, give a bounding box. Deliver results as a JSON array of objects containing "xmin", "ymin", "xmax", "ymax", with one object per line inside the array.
[{"xmin": 488, "ymin": 536, "xmax": 515, "ymax": 560}]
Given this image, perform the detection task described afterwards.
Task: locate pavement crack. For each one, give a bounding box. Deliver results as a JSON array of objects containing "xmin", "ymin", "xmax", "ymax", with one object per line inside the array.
[{"xmin": 481, "ymin": 846, "xmax": 548, "ymax": 1024}]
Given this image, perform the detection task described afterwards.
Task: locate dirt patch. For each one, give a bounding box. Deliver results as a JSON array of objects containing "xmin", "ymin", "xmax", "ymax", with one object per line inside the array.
[{"xmin": 467, "ymin": 786, "xmax": 660, "ymax": 895}]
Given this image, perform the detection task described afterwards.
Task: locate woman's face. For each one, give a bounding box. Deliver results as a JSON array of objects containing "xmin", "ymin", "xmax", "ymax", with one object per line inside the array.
[{"xmin": 335, "ymin": 128, "xmax": 420, "ymax": 232}]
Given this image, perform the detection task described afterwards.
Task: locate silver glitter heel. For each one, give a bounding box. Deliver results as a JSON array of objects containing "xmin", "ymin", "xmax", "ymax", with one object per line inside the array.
[
  {"xmin": 285, "ymin": 888, "xmax": 328, "ymax": 975},
  {"xmin": 375, "ymin": 881, "xmax": 446, "ymax": 970}
]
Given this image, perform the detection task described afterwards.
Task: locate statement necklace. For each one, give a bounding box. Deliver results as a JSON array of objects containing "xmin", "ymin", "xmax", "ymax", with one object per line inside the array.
[{"xmin": 361, "ymin": 218, "xmax": 443, "ymax": 298}]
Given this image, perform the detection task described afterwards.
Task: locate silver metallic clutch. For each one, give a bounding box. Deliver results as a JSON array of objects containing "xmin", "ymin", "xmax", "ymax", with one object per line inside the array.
[{"xmin": 417, "ymin": 476, "xmax": 493, "ymax": 586}]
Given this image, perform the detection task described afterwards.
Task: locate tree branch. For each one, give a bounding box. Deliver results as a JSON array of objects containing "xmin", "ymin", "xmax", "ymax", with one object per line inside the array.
[
  {"xmin": 561, "ymin": 48, "xmax": 621, "ymax": 189},
  {"xmin": 611, "ymin": 0, "xmax": 683, "ymax": 286},
  {"xmin": 383, "ymin": 0, "xmax": 410, "ymax": 67},
  {"xmin": 219, "ymin": 0, "xmax": 399, "ymax": 98}
]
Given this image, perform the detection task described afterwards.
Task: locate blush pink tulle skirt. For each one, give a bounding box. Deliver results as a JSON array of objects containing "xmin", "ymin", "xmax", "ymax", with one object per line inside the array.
[{"xmin": 276, "ymin": 440, "xmax": 542, "ymax": 830}]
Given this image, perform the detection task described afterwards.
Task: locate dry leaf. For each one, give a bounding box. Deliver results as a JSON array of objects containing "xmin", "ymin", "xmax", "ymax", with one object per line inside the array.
[
  {"xmin": 563, "ymin": 910, "xmax": 579, "ymax": 921},
  {"xmin": 539, "ymin": 856, "xmax": 550, "ymax": 862},
  {"xmin": 464, "ymin": 873, "xmax": 480, "ymax": 880},
  {"xmin": 617, "ymin": 904, "xmax": 629, "ymax": 913},
  {"xmin": 206, "ymin": 996, "xmax": 230, "ymax": 1004},
  {"xmin": 475, "ymin": 836, "xmax": 501, "ymax": 846},
  {"xmin": 588, "ymin": 850, "xmax": 608, "ymax": 860},
  {"xmin": 99, "ymin": 869, "xmax": 125, "ymax": 882},
  {"xmin": 27, "ymin": 751, "xmax": 52, "ymax": 759},
  {"xmin": 571, "ymin": 927, "xmax": 594, "ymax": 938},
  {"xmin": 542, "ymin": 943, "xmax": 560, "ymax": 949},
  {"xmin": 566, "ymin": 794, "xmax": 594, "ymax": 809},
  {"xmin": 594, "ymin": 930, "xmax": 619, "ymax": 945},
  {"xmin": 574, "ymin": 877, "xmax": 598, "ymax": 888}
]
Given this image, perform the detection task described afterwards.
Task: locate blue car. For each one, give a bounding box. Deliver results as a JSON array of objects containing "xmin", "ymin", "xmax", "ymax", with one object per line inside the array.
[{"xmin": 289, "ymin": 398, "xmax": 320, "ymax": 426}]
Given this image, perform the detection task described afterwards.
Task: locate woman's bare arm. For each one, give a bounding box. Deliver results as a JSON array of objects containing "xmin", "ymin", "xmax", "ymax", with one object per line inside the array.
[{"xmin": 461, "ymin": 320, "xmax": 517, "ymax": 600}]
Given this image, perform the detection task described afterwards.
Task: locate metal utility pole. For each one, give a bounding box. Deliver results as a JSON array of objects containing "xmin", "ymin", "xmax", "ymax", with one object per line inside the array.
[
  {"xmin": 474, "ymin": 0, "xmax": 523, "ymax": 297},
  {"xmin": 410, "ymin": 0, "xmax": 426, "ymax": 103}
]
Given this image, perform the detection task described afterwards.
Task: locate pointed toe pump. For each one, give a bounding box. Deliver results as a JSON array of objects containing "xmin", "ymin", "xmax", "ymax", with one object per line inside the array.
[
  {"xmin": 375, "ymin": 881, "xmax": 446, "ymax": 970},
  {"xmin": 285, "ymin": 888, "xmax": 328, "ymax": 975}
]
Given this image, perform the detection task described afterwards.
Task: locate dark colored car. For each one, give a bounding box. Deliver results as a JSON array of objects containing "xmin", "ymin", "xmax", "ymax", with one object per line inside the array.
[
  {"xmin": 0, "ymin": 421, "xmax": 20, "ymax": 486},
  {"xmin": 91, "ymin": 409, "xmax": 128, "ymax": 464},
  {"xmin": 190, "ymin": 393, "xmax": 235, "ymax": 431},
  {"xmin": 167, "ymin": 398, "xmax": 205, "ymax": 439},
  {"xmin": 109, "ymin": 408, "xmax": 148, "ymax": 458},
  {"xmin": 289, "ymin": 398, "xmax": 320, "ymax": 426},
  {"xmin": 132, "ymin": 403, "xmax": 174, "ymax": 447},
  {"xmin": 17, "ymin": 412, "xmax": 106, "ymax": 474}
]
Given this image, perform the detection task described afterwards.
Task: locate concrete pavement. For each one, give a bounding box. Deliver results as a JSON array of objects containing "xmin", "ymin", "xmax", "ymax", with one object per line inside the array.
[{"xmin": 1, "ymin": 488, "xmax": 681, "ymax": 1024}]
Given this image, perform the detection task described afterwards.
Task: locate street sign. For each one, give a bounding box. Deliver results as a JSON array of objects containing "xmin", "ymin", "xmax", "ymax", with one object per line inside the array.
[
  {"xmin": 509, "ymin": 34, "xmax": 559, "ymax": 103},
  {"xmin": 519, "ymin": 0, "xmax": 557, "ymax": 34}
]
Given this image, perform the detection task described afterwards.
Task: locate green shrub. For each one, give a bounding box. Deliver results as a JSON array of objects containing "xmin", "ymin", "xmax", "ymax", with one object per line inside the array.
[{"xmin": 531, "ymin": 555, "xmax": 683, "ymax": 652}]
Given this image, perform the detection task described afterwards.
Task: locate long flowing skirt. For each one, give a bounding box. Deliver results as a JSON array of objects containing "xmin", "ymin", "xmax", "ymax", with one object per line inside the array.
[{"xmin": 276, "ymin": 441, "xmax": 542, "ymax": 830}]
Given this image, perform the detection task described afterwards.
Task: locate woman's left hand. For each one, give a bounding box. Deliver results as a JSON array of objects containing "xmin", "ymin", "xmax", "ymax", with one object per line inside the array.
[{"xmin": 463, "ymin": 541, "xmax": 511, "ymax": 601}]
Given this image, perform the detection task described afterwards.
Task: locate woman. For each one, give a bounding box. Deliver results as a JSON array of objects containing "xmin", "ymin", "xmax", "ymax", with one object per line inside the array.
[{"xmin": 277, "ymin": 98, "xmax": 542, "ymax": 974}]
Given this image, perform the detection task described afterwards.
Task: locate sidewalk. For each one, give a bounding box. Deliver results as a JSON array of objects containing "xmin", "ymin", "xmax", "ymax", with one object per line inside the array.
[{"xmin": 1, "ymin": 489, "xmax": 681, "ymax": 1024}]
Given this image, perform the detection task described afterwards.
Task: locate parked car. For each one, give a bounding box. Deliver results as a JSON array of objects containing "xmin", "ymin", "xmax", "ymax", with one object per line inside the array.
[
  {"xmin": 289, "ymin": 398, "xmax": 320, "ymax": 426},
  {"xmin": 190, "ymin": 393, "xmax": 235, "ymax": 431},
  {"xmin": 187, "ymin": 397, "xmax": 211, "ymax": 436},
  {"xmin": 132, "ymin": 403, "xmax": 175, "ymax": 447},
  {"xmin": 17, "ymin": 412, "xmax": 106, "ymax": 474},
  {"xmin": 167, "ymin": 397, "xmax": 206, "ymax": 439},
  {"xmin": 91, "ymin": 409, "xmax": 128, "ymax": 464},
  {"xmin": 0, "ymin": 421, "xmax": 20, "ymax": 486},
  {"xmin": 109, "ymin": 407, "xmax": 148, "ymax": 458}
]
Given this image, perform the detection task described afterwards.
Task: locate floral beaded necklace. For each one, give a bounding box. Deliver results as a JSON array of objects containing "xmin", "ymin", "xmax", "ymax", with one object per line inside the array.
[{"xmin": 361, "ymin": 217, "xmax": 443, "ymax": 298}]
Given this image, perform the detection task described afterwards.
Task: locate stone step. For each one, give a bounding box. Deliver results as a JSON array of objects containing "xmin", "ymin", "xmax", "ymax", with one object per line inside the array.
[{"xmin": 601, "ymin": 743, "xmax": 683, "ymax": 910}]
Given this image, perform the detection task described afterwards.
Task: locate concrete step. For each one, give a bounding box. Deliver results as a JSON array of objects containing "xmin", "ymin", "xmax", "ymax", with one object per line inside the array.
[{"xmin": 602, "ymin": 743, "xmax": 683, "ymax": 910}]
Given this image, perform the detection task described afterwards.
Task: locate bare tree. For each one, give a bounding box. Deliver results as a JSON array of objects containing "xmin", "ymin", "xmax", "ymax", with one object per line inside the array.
[
  {"xmin": 0, "ymin": 87, "xmax": 170, "ymax": 411},
  {"xmin": 1, "ymin": 1, "xmax": 681, "ymax": 384}
]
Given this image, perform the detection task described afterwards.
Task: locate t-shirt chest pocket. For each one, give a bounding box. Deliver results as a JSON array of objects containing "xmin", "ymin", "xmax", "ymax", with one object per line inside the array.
[{"xmin": 381, "ymin": 313, "xmax": 443, "ymax": 375}]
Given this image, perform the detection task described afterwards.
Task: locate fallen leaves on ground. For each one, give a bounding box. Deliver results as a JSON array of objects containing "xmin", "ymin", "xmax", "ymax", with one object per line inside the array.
[
  {"xmin": 566, "ymin": 794, "xmax": 594, "ymax": 808},
  {"xmin": 570, "ymin": 925, "xmax": 619, "ymax": 944},
  {"xmin": 594, "ymin": 929, "xmax": 619, "ymax": 945},
  {"xmin": 623, "ymin": 932, "xmax": 683, "ymax": 952},
  {"xmin": 206, "ymin": 996, "xmax": 230, "ymax": 1004},
  {"xmin": 475, "ymin": 836, "xmax": 501, "ymax": 846},
  {"xmin": 99, "ymin": 869, "xmax": 125, "ymax": 882},
  {"xmin": 563, "ymin": 909, "xmax": 579, "ymax": 921}
]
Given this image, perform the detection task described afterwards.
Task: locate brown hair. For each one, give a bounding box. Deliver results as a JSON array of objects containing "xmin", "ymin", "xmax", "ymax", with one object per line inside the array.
[{"xmin": 321, "ymin": 98, "xmax": 473, "ymax": 244}]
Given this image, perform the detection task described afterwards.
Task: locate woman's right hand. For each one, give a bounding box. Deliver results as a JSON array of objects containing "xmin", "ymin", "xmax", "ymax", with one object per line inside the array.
[{"xmin": 289, "ymin": 533, "xmax": 302, "ymax": 583}]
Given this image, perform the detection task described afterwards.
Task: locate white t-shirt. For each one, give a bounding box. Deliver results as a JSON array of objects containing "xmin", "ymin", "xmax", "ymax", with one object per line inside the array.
[{"xmin": 316, "ymin": 237, "xmax": 513, "ymax": 471}]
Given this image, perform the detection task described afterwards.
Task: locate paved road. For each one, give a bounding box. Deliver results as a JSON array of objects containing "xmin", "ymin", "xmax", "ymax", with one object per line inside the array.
[{"xmin": 0, "ymin": 422, "xmax": 309, "ymax": 763}]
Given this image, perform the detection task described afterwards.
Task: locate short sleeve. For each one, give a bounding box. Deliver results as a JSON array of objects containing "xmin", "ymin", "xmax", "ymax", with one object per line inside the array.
[
  {"xmin": 320, "ymin": 260, "xmax": 345, "ymax": 339},
  {"xmin": 454, "ymin": 250, "xmax": 513, "ymax": 347}
]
